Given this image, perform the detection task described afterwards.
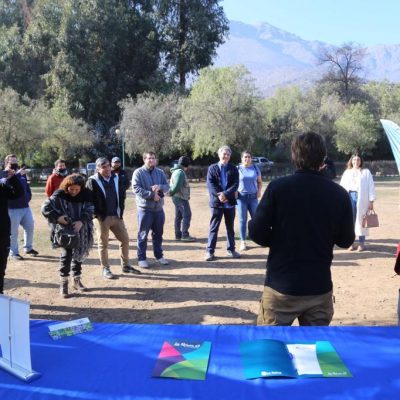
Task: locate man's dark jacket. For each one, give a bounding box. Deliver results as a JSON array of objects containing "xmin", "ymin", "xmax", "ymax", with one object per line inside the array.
[
  {"xmin": 206, "ymin": 163, "xmax": 239, "ymax": 208},
  {"xmin": 86, "ymin": 173, "xmax": 126, "ymax": 220},
  {"xmin": 249, "ymin": 170, "xmax": 354, "ymax": 296},
  {"xmin": 0, "ymin": 176, "xmax": 23, "ymax": 237},
  {"xmin": 114, "ymin": 169, "xmax": 131, "ymax": 194}
]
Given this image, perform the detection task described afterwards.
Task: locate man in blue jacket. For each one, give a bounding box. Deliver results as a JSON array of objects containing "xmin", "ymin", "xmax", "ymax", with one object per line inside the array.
[
  {"xmin": 5, "ymin": 154, "xmax": 39, "ymax": 260},
  {"xmin": 205, "ymin": 145, "xmax": 240, "ymax": 261},
  {"xmin": 132, "ymin": 151, "xmax": 170, "ymax": 268}
]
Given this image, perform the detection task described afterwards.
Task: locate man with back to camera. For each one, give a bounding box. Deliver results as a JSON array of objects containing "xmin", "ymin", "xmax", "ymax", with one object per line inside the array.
[
  {"xmin": 249, "ymin": 132, "xmax": 355, "ymax": 326},
  {"xmin": 0, "ymin": 166, "xmax": 23, "ymax": 293},
  {"xmin": 132, "ymin": 151, "xmax": 170, "ymax": 268},
  {"xmin": 205, "ymin": 145, "xmax": 240, "ymax": 261},
  {"xmin": 86, "ymin": 157, "xmax": 140, "ymax": 279},
  {"xmin": 169, "ymin": 156, "xmax": 196, "ymax": 242},
  {"xmin": 45, "ymin": 159, "xmax": 68, "ymax": 197},
  {"xmin": 5, "ymin": 154, "xmax": 39, "ymax": 260}
]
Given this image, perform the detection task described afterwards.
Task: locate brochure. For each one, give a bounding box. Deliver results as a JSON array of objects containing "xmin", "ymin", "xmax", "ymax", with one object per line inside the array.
[
  {"xmin": 153, "ymin": 339, "xmax": 212, "ymax": 380},
  {"xmin": 48, "ymin": 318, "xmax": 93, "ymax": 340},
  {"xmin": 240, "ymin": 339, "xmax": 352, "ymax": 379}
]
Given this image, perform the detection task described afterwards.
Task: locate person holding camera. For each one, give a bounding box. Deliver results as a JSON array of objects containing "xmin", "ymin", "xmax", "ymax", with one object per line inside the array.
[
  {"xmin": 5, "ymin": 154, "xmax": 39, "ymax": 260},
  {"xmin": 42, "ymin": 174, "xmax": 94, "ymax": 298},
  {"xmin": 0, "ymin": 167, "xmax": 23, "ymax": 294},
  {"xmin": 132, "ymin": 151, "xmax": 170, "ymax": 268}
]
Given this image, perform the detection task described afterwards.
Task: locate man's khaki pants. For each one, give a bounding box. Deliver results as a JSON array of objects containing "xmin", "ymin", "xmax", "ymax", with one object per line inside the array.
[
  {"xmin": 257, "ymin": 286, "xmax": 334, "ymax": 326},
  {"xmin": 94, "ymin": 216, "xmax": 130, "ymax": 268}
]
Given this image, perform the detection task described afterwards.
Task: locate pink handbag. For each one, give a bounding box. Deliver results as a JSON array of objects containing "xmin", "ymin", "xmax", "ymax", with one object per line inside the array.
[{"xmin": 362, "ymin": 210, "xmax": 379, "ymax": 228}]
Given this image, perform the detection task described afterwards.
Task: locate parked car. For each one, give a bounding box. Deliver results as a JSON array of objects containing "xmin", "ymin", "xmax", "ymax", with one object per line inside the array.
[
  {"xmin": 39, "ymin": 168, "xmax": 53, "ymax": 183},
  {"xmin": 86, "ymin": 162, "xmax": 96, "ymax": 177},
  {"xmin": 252, "ymin": 156, "xmax": 274, "ymax": 169}
]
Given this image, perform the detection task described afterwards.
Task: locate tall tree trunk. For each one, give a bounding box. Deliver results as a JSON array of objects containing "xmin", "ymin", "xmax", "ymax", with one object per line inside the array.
[{"xmin": 178, "ymin": 0, "xmax": 187, "ymax": 89}]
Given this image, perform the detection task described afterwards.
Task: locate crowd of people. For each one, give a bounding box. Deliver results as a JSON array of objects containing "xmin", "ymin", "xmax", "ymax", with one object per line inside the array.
[{"xmin": 0, "ymin": 133, "xmax": 378, "ymax": 326}]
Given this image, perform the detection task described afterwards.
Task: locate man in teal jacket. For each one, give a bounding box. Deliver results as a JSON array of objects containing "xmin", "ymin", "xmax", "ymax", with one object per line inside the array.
[{"xmin": 169, "ymin": 156, "xmax": 196, "ymax": 242}]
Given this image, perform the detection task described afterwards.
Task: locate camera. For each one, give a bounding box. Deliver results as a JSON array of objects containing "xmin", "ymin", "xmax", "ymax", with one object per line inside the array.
[{"xmin": 157, "ymin": 189, "xmax": 164, "ymax": 198}]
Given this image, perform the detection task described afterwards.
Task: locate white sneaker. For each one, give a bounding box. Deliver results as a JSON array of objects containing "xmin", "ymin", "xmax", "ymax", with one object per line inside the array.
[
  {"xmin": 138, "ymin": 260, "xmax": 149, "ymax": 268},
  {"xmin": 240, "ymin": 241, "xmax": 247, "ymax": 251},
  {"xmin": 156, "ymin": 257, "xmax": 169, "ymax": 265}
]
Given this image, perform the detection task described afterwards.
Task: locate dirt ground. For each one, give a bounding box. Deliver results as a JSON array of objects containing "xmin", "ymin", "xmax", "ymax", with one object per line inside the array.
[{"xmin": 3, "ymin": 180, "xmax": 400, "ymax": 326}]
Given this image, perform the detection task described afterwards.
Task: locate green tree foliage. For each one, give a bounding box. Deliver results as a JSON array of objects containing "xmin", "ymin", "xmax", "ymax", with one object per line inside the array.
[
  {"xmin": 0, "ymin": 87, "xmax": 44, "ymax": 163},
  {"xmin": 334, "ymin": 103, "xmax": 378, "ymax": 154},
  {"xmin": 154, "ymin": 0, "xmax": 228, "ymax": 88},
  {"xmin": 318, "ymin": 43, "xmax": 366, "ymax": 104},
  {"xmin": 179, "ymin": 66, "xmax": 265, "ymax": 158},
  {"xmin": 41, "ymin": 0, "xmax": 161, "ymax": 126},
  {"xmin": 0, "ymin": 87, "xmax": 90, "ymax": 165},
  {"xmin": 120, "ymin": 92, "xmax": 181, "ymax": 158}
]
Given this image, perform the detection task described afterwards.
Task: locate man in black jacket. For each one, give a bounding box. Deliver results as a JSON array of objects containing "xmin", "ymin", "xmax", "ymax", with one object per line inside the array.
[
  {"xmin": 249, "ymin": 132, "xmax": 354, "ymax": 326},
  {"xmin": 0, "ymin": 168, "xmax": 23, "ymax": 294},
  {"xmin": 86, "ymin": 157, "xmax": 140, "ymax": 279},
  {"xmin": 205, "ymin": 145, "xmax": 240, "ymax": 261}
]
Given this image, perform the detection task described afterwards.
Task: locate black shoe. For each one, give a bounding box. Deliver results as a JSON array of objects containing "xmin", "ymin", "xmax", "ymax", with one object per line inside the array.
[
  {"xmin": 205, "ymin": 252, "xmax": 215, "ymax": 261},
  {"xmin": 25, "ymin": 249, "xmax": 39, "ymax": 257},
  {"xmin": 122, "ymin": 265, "xmax": 142, "ymax": 275},
  {"xmin": 11, "ymin": 254, "xmax": 24, "ymax": 261},
  {"xmin": 227, "ymin": 250, "xmax": 241, "ymax": 258}
]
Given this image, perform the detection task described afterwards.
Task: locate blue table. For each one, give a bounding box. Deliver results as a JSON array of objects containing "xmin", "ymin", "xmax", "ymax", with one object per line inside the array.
[{"xmin": 1, "ymin": 321, "xmax": 399, "ymax": 400}]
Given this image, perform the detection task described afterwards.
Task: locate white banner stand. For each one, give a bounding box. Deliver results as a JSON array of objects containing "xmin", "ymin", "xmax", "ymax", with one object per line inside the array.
[{"xmin": 0, "ymin": 294, "xmax": 40, "ymax": 382}]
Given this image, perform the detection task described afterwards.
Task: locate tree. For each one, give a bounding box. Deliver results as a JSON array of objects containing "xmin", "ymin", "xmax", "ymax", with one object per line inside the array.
[
  {"xmin": 334, "ymin": 103, "xmax": 378, "ymax": 154},
  {"xmin": 154, "ymin": 0, "xmax": 228, "ymax": 89},
  {"xmin": 38, "ymin": 100, "xmax": 92, "ymax": 165},
  {"xmin": 179, "ymin": 66, "xmax": 265, "ymax": 158},
  {"xmin": 318, "ymin": 43, "xmax": 366, "ymax": 104},
  {"xmin": 120, "ymin": 92, "xmax": 181, "ymax": 158},
  {"xmin": 0, "ymin": 88, "xmax": 44, "ymax": 163},
  {"xmin": 40, "ymin": 0, "xmax": 162, "ymax": 127}
]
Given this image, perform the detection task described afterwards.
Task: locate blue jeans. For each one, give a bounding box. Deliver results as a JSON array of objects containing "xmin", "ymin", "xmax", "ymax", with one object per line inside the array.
[
  {"xmin": 206, "ymin": 207, "xmax": 236, "ymax": 253},
  {"xmin": 349, "ymin": 191, "xmax": 365, "ymax": 244},
  {"xmin": 9, "ymin": 207, "xmax": 34, "ymax": 256},
  {"xmin": 236, "ymin": 193, "xmax": 258, "ymax": 241},
  {"xmin": 173, "ymin": 198, "xmax": 192, "ymax": 239},
  {"xmin": 137, "ymin": 209, "xmax": 165, "ymax": 261}
]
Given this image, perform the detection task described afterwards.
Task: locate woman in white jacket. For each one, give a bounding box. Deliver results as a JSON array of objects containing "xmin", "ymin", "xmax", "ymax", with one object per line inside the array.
[{"xmin": 340, "ymin": 154, "xmax": 376, "ymax": 251}]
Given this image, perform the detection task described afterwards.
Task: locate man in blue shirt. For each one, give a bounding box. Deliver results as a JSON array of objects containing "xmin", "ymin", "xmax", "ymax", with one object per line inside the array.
[{"xmin": 205, "ymin": 145, "xmax": 240, "ymax": 261}]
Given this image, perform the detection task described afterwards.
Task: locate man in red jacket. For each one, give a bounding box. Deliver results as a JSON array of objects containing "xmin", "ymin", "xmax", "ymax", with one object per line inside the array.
[{"xmin": 45, "ymin": 159, "xmax": 68, "ymax": 197}]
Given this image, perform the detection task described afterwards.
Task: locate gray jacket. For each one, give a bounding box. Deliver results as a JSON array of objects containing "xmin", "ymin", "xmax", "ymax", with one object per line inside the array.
[{"xmin": 132, "ymin": 165, "xmax": 169, "ymax": 211}]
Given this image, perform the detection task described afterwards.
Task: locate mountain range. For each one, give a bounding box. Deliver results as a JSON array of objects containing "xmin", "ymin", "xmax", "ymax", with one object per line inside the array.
[{"xmin": 214, "ymin": 21, "xmax": 400, "ymax": 96}]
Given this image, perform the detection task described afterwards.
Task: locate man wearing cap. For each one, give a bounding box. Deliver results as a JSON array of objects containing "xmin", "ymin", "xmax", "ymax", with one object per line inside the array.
[
  {"xmin": 86, "ymin": 157, "xmax": 140, "ymax": 279},
  {"xmin": 111, "ymin": 157, "xmax": 130, "ymax": 196},
  {"xmin": 169, "ymin": 156, "xmax": 196, "ymax": 241}
]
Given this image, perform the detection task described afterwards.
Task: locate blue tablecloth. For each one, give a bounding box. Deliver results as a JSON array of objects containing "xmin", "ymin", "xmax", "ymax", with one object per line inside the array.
[{"xmin": 1, "ymin": 321, "xmax": 400, "ymax": 400}]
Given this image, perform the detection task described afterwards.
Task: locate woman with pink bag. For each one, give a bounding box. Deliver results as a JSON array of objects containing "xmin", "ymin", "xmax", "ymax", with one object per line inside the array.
[{"xmin": 340, "ymin": 154, "xmax": 376, "ymax": 251}]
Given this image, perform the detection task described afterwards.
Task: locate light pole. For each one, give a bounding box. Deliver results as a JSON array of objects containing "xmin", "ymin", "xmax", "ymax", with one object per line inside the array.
[{"xmin": 115, "ymin": 128, "xmax": 125, "ymax": 169}]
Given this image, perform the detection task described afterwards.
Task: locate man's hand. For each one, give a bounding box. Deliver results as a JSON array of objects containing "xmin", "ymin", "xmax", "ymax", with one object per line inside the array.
[
  {"xmin": 218, "ymin": 192, "xmax": 227, "ymax": 203},
  {"xmin": 368, "ymin": 201, "xmax": 374, "ymax": 211},
  {"xmin": 151, "ymin": 185, "xmax": 160, "ymax": 192},
  {"xmin": 4, "ymin": 168, "xmax": 15, "ymax": 179},
  {"xmin": 57, "ymin": 215, "xmax": 69, "ymax": 225},
  {"xmin": 154, "ymin": 192, "xmax": 160, "ymax": 202},
  {"xmin": 72, "ymin": 221, "xmax": 83, "ymax": 232}
]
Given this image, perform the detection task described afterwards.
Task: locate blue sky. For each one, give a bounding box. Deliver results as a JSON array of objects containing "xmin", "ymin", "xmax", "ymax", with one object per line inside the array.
[{"xmin": 222, "ymin": 0, "xmax": 399, "ymax": 46}]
